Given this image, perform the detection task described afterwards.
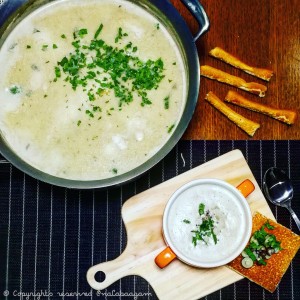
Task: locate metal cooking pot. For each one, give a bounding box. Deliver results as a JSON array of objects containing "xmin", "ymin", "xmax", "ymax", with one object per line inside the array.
[{"xmin": 0, "ymin": 0, "xmax": 209, "ymax": 188}]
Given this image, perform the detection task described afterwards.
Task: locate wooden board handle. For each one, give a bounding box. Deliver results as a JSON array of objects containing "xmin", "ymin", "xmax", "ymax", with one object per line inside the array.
[{"xmin": 86, "ymin": 256, "xmax": 134, "ymax": 290}]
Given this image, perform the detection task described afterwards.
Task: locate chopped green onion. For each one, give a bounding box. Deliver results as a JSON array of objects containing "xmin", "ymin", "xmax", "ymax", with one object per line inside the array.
[{"xmin": 198, "ymin": 203, "xmax": 205, "ymax": 216}]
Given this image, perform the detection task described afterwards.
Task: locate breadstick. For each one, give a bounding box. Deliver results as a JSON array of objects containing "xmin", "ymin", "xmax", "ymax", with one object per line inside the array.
[
  {"xmin": 225, "ymin": 90, "xmax": 297, "ymax": 125},
  {"xmin": 209, "ymin": 47, "xmax": 273, "ymax": 81},
  {"xmin": 200, "ymin": 65, "xmax": 267, "ymax": 97},
  {"xmin": 205, "ymin": 91, "xmax": 260, "ymax": 137}
]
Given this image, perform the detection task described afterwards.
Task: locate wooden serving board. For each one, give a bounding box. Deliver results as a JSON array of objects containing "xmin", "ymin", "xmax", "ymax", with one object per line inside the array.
[{"xmin": 87, "ymin": 150, "xmax": 275, "ymax": 299}]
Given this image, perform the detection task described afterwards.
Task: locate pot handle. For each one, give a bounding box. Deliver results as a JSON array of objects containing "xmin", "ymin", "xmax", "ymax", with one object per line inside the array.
[{"xmin": 180, "ymin": 0, "xmax": 210, "ymax": 42}]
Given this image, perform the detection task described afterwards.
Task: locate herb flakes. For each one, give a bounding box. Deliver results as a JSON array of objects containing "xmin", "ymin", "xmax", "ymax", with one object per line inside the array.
[
  {"xmin": 94, "ymin": 23, "xmax": 103, "ymax": 39},
  {"xmin": 191, "ymin": 203, "xmax": 218, "ymax": 246},
  {"xmin": 167, "ymin": 124, "xmax": 175, "ymax": 133},
  {"xmin": 9, "ymin": 85, "xmax": 21, "ymax": 94},
  {"xmin": 54, "ymin": 24, "xmax": 166, "ymax": 121},
  {"xmin": 164, "ymin": 96, "xmax": 170, "ymax": 109},
  {"xmin": 42, "ymin": 44, "xmax": 48, "ymax": 51}
]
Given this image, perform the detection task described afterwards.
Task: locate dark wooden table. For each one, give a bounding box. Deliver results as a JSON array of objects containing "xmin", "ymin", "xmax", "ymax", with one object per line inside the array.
[{"xmin": 171, "ymin": 0, "xmax": 300, "ymax": 140}]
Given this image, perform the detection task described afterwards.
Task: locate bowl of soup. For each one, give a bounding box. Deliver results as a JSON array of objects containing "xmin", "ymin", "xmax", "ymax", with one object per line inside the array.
[
  {"xmin": 155, "ymin": 179, "xmax": 254, "ymax": 268},
  {"xmin": 0, "ymin": 0, "xmax": 209, "ymax": 188}
]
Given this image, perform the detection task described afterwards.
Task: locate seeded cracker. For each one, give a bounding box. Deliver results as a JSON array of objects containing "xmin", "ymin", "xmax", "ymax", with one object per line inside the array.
[{"xmin": 227, "ymin": 212, "xmax": 300, "ymax": 292}]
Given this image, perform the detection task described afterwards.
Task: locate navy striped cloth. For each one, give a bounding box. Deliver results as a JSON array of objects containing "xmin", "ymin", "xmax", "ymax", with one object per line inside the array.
[{"xmin": 0, "ymin": 140, "xmax": 300, "ymax": 300}]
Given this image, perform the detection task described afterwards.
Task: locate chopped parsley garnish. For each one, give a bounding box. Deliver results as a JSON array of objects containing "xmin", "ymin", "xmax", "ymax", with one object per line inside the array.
[
  {"xmin": 156, "ymin": 23, "xmax": 160, "ymax": 30},
  {"xmin": 85, "ymin": 110, "xmax": 94, "ymax": 118},
  {"xmin": 33, "ymin": 28, "xmax": 40, "ymax": 33},
  {"xmin": 167, "ymin": 124, "xmax": 175, "ymax": 133},
  {"xmin": 54, "ymin": 24, "xmax": 166, "ymax": 121},
  {"xmin": 77, "ymin": 28, "xmax": 88, "ymax": 38},
  {"xmin": 88, "ymin": 91, "xmax": 95, "ymax": 101},
  {"xmin": 9, "ymin": 85, "xmax": 21, "ymax": 94},
  {"xmin": 61, "ymin": 34, "xmax": 66, "ymax": 39},
  {"xmin": 77, "ymin": 120, "xmax": 81, "ymax": 126},
  {"xmin": 115, "ymin": 27, "xmax": 128, "ymax": 43},
  {"xmin": 26, "ymin": 45, "xmax": 31, "ymax": 49},
  {"xmin": 42, "ymin": 44, "xmax": 48, "ymax": 51},
  {"xmin": 112, "ymin": 168, "xmax": 118, "ymax": 174},
  {"xmin": 71, "ymin": 41, "xmax": 80, "ymax": 49},
  {"xmin": 164, "ymin": 96, "xmax": 170, "ymax": 109},
  {"xmin": 53, "ymin": 44, "xmax": 58, "ymax": 49},
  {"xmin": 54, "ymin": 66, "xmax": 61, "ymax": 79},
  {"xmin": 94, "ymin": 23, "xmax": 103, "ymax": 39},
  {"xmin": 125, "ymin": 42, "xmax": 132, "ymax": 49},
  {"xmin": 183, "ymin": 219, "xmax": 191, "ymax": 224},
  {"xmin": 191, "ymin": 203, "xmax": 218, "ymax": 246},
  {"xmin": 92, "ymin": 106, "xmax": 102, "ymax": 112}
]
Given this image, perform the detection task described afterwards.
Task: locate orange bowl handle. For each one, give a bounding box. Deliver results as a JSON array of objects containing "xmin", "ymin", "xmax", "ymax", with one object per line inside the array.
[
  {"xmin": 155, "ymin": 246, "xmax": 177, "ymax": 269},
  {"xmin": 236, "ymin": 179, "xmax": 255, "ymax": 198}
]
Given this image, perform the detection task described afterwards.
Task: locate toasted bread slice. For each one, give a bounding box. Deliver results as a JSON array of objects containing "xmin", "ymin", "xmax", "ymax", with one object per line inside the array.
[
  {"xmin": 205, "ymin": 91, "xmax": 260, "ymax": 136},
  {"xmin": 228, "ymin": 212, "xmax": 300, "ymax": 292},
  {"xmin": 225, "ymin": 91, "xmax": 297, "ymax": 125},
  {"xmin": 209, "ymin": 47, "xmax": 274, "ymax": 81},
  {"xmin": 200, "ymin": 65, "xmax": 267, "ymax": 97}
]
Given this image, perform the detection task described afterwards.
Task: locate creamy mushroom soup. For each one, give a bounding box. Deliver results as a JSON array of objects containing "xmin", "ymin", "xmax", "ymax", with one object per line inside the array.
[
  {"xmin": 166, "ymin": 183, "xmax": 248, "ymax": 263},
  {"xmin": 0, "ymin": 0, "xmax": 186, "ymax": 180}
]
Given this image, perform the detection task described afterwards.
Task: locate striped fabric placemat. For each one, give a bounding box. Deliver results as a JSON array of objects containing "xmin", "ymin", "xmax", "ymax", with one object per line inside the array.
[{"xmin": 0, "ymin": 140, "xmax": 299, "ymax": 300}]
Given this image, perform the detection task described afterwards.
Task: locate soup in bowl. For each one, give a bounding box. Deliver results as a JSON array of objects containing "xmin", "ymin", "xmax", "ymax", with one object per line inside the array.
[{"xmin": 155, "ymin": 179, "xmax": 254, "ymax": 268}]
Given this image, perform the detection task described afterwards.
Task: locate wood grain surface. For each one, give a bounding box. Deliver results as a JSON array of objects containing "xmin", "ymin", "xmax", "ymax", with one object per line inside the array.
[
  {"xmin": 87, "ymin": 150, "xmax": 275, "ymax": 300},
  {"xmin": 171, "ymin": 0, "xmax": 300, "ymax": 140}
]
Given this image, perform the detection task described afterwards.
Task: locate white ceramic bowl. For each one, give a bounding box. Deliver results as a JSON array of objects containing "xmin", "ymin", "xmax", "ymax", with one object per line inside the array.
[{"xmin": 162, "ymin": 179, "xmax": 252, "ymax": 268}]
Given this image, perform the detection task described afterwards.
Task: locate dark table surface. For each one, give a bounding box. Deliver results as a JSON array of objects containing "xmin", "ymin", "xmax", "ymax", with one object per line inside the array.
[{"xmin": 0, "ymin": 1, "xmax": 300, "ymax": 300}]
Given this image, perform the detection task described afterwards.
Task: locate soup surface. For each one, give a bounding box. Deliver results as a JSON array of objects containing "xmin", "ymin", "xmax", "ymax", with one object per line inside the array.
[
  {"xmin": 166, "ymin": 183, "xmax": 248, "ymax": 264},
  {"xmin": 0, "ymin": 0, "xmax": 186, "ymax": 180}
]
